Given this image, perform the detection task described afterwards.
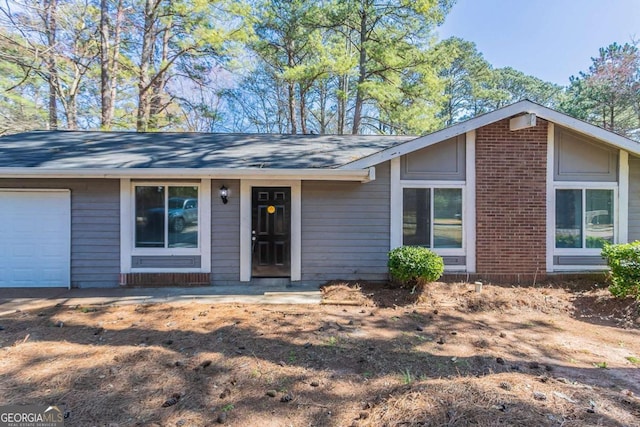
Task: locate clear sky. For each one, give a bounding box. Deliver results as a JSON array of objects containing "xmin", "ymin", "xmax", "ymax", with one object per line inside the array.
[{"xmin": 437, "ymin": 0, "xmax": 639, "ymax": 86}]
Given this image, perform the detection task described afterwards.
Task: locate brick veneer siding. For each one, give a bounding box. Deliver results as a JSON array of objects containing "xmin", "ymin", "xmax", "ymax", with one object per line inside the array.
[{"xmin": 475, "ymin": 117, "xmax": 548, "ymax": 276}]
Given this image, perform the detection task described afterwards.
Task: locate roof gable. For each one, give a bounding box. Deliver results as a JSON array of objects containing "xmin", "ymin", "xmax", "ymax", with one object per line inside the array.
[{"xmin": 339, "ymin": 100, "xmax": 640, "ymax": 169}]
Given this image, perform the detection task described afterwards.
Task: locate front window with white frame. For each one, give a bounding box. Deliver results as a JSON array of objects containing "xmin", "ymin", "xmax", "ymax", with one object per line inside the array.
[
  {"xmin": 555, "ymin": 188, "xmax": 615, "ymax": 250},
  {"xmin": 134, "ymin": 184, "xmax": 199, "ymax": 249},
  {"xmin": 402, "ymin": 187, "xmax": 463, "ymax": 249}
]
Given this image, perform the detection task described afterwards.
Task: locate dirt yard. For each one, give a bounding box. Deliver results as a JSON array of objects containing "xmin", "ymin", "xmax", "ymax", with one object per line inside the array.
[{"xmin": 1, "ymin": 282, "xmax": 639, "ymax": 427}]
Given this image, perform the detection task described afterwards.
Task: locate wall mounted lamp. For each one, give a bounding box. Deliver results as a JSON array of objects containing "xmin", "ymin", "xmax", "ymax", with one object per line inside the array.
[{"xmin": 219, "ymin": 185, "xmax": 229, "ymax": 204}]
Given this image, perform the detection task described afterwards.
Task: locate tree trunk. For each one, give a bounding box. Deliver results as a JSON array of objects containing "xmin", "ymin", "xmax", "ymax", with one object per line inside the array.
[
  {"xmin": 108, "ymin": 0, "xmax": 124, "ymax": 127},
  {"xmin": 299, "ymin": 83, "xmax": 308, "ymax": 134},
  {"xmin": 351, "ymin": 4, "xmax": 367, "ymax": 135},
  {"xmin": 100, "ymin": 0, "xmax": 112, "ymax": 129},
  {"xmin": 149, "ymin": 24, "xmax": 170, "ymax": 130},
  {"xmin": 337, "ymin": 72, "xmax": 351, "ymax": 135},
  {"xmin": 609, "ymin": 103, "xmax": 615, "ymax": 132},
  {"xmin": 137, "ymin": 0, "xmax": 157, "ymax": 132},
  {"xmin": 336, "ymin": 28, "xmax": 350, "ymax": 135},
  {"xmin": 287, "ymin": 81, "xmax": 297, "ymax": 134},
  {"xmin": 44, "ymin": 0, "xmax": 58, "ymax": 130},
  {"xmin": 319, "ymin": 80, "xmax": 327, "ymax": 134},
  {"xmin": 67, "ymin": 93, "xmax": 77, "ymax": 130}
]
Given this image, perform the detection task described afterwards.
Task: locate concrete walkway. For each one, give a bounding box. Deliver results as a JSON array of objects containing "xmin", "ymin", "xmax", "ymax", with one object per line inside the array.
[{"xmin": 0, "ymin": 285, "xmax": 322, "ymax": 316}]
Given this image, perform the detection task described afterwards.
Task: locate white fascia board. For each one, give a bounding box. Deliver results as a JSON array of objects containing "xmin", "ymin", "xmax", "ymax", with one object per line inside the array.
[
  {"xmin": 531, "ymin": 105, "xmax": 640, "ymax": 156},
  {"xmin": 341, "ymin": 100, "xmax": 640, "ymax": 169},
  {"xmin": 0, "ymin": 167, "xmax": 375, "ymax": 182}
]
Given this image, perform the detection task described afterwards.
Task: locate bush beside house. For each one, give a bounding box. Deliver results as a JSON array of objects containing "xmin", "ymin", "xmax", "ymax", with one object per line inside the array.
[
  {"xmin": 388, "ymin": 246, "xmax": 444, "ymax": 288},
  {"xmin": 602, "ymin": 242, "xmax": 640, "ymax": 299}
]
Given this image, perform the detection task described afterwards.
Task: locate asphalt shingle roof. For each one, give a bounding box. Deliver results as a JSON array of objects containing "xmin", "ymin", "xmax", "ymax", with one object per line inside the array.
[{"xmin": 0, "ymin": 131, "xmax": 415, "ymax": 169}]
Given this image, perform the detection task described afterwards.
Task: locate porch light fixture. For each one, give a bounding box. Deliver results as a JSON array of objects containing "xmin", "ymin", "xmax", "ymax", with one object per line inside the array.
[{"xmin": 219, "ymin": 185, "xmax": 229, "ymax": 204}]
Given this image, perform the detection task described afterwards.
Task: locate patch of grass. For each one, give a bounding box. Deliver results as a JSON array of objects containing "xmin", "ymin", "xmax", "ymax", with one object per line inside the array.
[
  {"xmin": 326, "ymin": 336, "xmax": 338, "ymax": 347},
  {"xmin": 625, "ymin": 356, "xmax": 640, "ymax": 364},
  {"xmin": 287, "ymin": 350, "xmax": 297, "ymax": 364},
  {"xmin": 593, "ymin": 361, "xmax": 608, "ymax": 369},
  {"xmin": 401, "ymin": 368, "xmax": 413, "ymax": 385},
  {"xmin": 221, "ymin": 404, "xmax": 234, "ymax": 412}
]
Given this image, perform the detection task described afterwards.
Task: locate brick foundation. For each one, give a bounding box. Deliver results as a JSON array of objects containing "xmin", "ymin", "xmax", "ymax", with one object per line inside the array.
[
  {"xmin": 475, "ymin": 117, "xmax": 548, "ymax": 275},
  {"xmin": 119, "ymin": 273, "xmax": 211, "ymax": 287}
]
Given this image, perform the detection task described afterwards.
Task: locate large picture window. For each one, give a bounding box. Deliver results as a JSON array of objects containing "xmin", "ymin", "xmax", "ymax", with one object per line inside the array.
[
  {"xmin": 403, "ymin": 188, "xmax": 463, "ymax": 248},
  {"xmin": 555, "ymin": 188, "xmax": 614, "ymax": 249},
  {"xmin": 135, "ymin": 185, "xmax": 199, "ymax": 249}
]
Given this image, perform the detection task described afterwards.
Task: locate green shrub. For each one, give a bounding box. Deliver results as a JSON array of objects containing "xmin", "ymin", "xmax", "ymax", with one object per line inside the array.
[
  {"xmin": 601, "ymin": 242, "xmax": 640, "ymax": 299},
  {"xmin": 388, "ymin": 246, "xmax": 444, "ymax": 287}
]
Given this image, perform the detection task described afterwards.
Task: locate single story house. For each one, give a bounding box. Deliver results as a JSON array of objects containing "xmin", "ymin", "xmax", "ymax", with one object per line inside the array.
[{"xmin": 1, "ymin": 100, "xmax": 639, "ymax": 288}]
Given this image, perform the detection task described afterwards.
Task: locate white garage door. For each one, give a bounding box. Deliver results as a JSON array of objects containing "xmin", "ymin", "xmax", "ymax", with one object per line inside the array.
[{"xmin": 0, "ymin": 190, "xmax": 71, "ymax": 288}]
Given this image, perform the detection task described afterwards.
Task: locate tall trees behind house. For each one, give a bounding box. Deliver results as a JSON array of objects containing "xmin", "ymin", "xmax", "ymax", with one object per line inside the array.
[
  {"xmin": 560, "ymin": 42, "xmax": 640, "ymax": 139},
  {"xmin": 0, "ymin": 0, "xmax": 250, "ymax": 133},
  {"xmin": 0, "ymin": 1, "xmax": 637, "ymax": 138},
  {"xmin": 0, "ymin": 0, "xmax": 99, "ymax": 130},
  {"xmin": 227, "ymin": 0, "xmax": 453, "ymax": 135},
  {"xmin": 434, "ymin": 37, "xmax": 562, "ymax": 126}
]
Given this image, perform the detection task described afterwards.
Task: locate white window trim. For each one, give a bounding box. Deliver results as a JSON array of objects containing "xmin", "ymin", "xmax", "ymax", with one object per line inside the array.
[
  {"xmin": 390, "ymin": 131, "xmax": 475, "ymax": 273},
  {"xmin": 618, "ymin": 149, "xmax": 629, "ymax": 244},
  {"xmin": 240, "ymin": 179, "xmax": 301, "ymax": 282},
  {"xmin": 398, "ymin": 181, "xmax": 467, "ymax": 257},
  {"xmin": 465, "ymin": 130, "xmax": 476, "ymax": 273},
  {"xmin": 390, "ymin": 158, "xmax": 402, "ymax": 250},
  {"xmin": 120, "ymin": 179, "xmax": 211, "ymax": 273},
  {"xmin": 546, "ymin": 123, "xmax": 555, "ymax": 272},
  {"xmin": 552, "ymin": 185, "xmax": 618, "ymax": 257}
]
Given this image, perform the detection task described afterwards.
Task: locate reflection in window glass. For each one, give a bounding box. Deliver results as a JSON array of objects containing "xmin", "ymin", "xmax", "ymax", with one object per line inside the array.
[
  {"xmin": 134, "ymin": 185, "xmax": 199, "ymax": 249},
  {"xmin": 168, "ymin": 186, "xmax": 199, "ymax": 248},
  {"xmin": 403, "ymin": 188, "xmax": 463, "ymax": 248},
  {"xmin": 135, "ymin": 186, "xmax": 165, "ymax": 248},
  {"xmin": 403, "ymin": 188, "xmax": 430, "ymax": 246},
  {"xmin": 585, "ymin": 189, "xmax": 613, "ymax": 248},
  {"xmin": 556, "ymin": 190, "xmax": 582, "ymax": 248},
  {"xmin": 556, "ymin": 189, "xmax": 614, "ymax": 249},
  {"xmin": 434, "ymin": 188, "xmax": 462, "ymax": 248}
]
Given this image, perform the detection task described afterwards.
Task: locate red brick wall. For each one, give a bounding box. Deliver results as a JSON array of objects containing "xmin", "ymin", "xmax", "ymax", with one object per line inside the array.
[{"xmin": 475, "ymin": 117, "xmax": 548, "ymax": 275}]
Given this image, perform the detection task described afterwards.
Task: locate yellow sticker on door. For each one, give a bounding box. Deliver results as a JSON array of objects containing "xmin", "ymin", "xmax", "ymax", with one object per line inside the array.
[{"xmin": 267, "ymin": 205, "xmax": 276, "ymax": 214}]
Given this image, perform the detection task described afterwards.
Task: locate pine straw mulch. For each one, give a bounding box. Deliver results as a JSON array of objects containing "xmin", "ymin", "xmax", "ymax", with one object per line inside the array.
[
  {"xmin": 0, "ymin": 282, "xmax": 639, "ymax": 426},
  {"xmin": 321, "ymin": 281, "xmax": 640, "ymax": 327}
]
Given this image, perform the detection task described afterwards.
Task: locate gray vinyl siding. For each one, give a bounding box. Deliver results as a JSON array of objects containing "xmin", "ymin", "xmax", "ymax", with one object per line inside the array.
[
  {"xmin": 554, "ymin": 126, "xmax": 618, "ymax": 182},
  {"xmin": 301, "ymin": 161, "xmax": 391, "ymax": 282},
  {"xmin": 401, "ymin": 135, "xmax": 465, "ymax": 181},
  {"xmin": 629, "ymin": 156, "xmax": 640, "ymax": 241},
  {"xmin": 211, "ymin": 179, "xmax": 240, "ymax": 282},
  {"xmin": 0, "ymin": 178, "xmax": 120, "ymax": 288}
]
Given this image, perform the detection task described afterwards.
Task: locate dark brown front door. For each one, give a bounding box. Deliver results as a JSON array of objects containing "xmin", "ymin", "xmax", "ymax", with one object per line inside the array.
[{"xmin": 252, "ymin": 187, "xmax": 291, "ymax": 277}]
